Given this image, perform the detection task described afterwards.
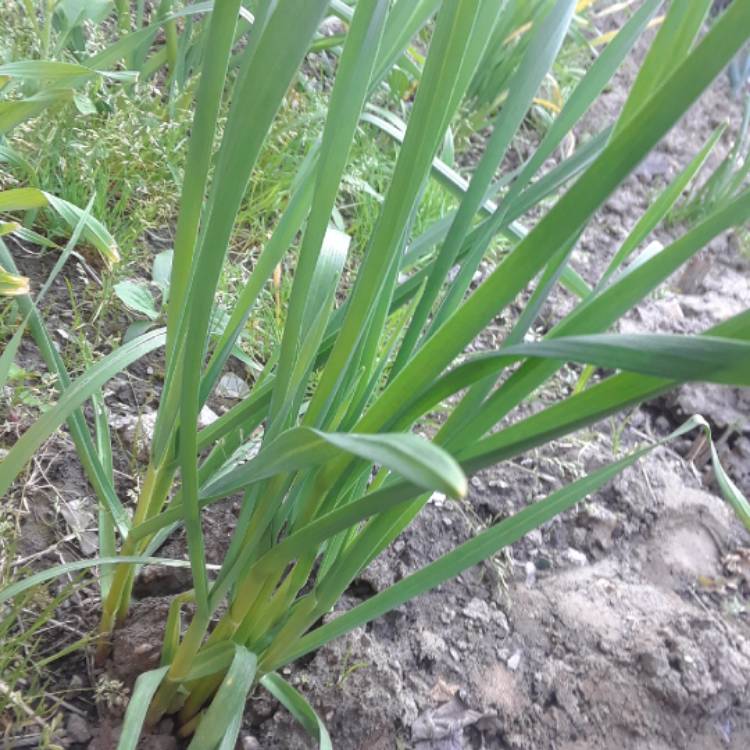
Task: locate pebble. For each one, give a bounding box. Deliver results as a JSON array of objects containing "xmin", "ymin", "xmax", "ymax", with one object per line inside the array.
[
  {"xmin": 440, "ymin": 609, "xmax": 455, "ymax": 625},
  {"xmin": 507, "ymin": 651, "xmax": 522, "ymax": 671},
  {"xmin": 639, "ymin": 650, "xmax": 669, "ymax": 678},
  {"xmin": 198, "ymin": 404, "xmax": 219, "ymax": 427},
  {"xmin": 462, "ymin": 597, "xmax": 492, "ymax": 624},
  {"xmin": 66, "ymin": 714, "xmax": 92, "ymax": 744},
  {"xmin": 495, "ymin": 610, "xmax": 510, "ymax": 636},
  {"xmin": 240, "ymin": 736, "xmax": 261, "ymax": 750},
  {"xmin": 636, "ymin": 151, "xmax": 671, "ymax": 182},
  {"xmin": 564, "ymin": 548, "xmax": 588, "ymax": 567},
  {"xmin": 215, "ymin": 372, "xmax": 250, "ymax": 399},
  {"xmin": 571, "ymin": 527, "xmax": 587, "ymax": 548},
  {"xmin": 488, "ymin": 478, "xmax": 508, "ymax": 489},
  {"xmin": 524, "ymin": 561, "xmax": 537, "ymax": 586},
  {"xmin": 526, "ymin": 529, "xmax": 543, "ymax": 546},
  {"xmin": 119, "ymin": 411, "xmax": 158, "ymax": 460},
  {"xmin": 320, "ymin": 16, "xmax": 346, "ymax": 36}
]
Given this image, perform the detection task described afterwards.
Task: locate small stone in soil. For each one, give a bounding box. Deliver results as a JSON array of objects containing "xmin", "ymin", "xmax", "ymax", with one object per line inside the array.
[
  {"xmin": 240, "ymin": 736, "xmax": 261, "ymax": 750},
  {"xmin": 66, "ymin": 714, "xmax": 92, "ymax": 744},
  {"xmin": 526, "ymin": 528, "xmax": 543, "ymax": 546},
  {"xmin": 462, "ymin": 597, "xmax": 492, "ymax": 624},
  {"xmin": 639, "ymin": 650, "xmax": 670, "ymax": 678},
  {"xmin": 495, "ymin": 611, "xmax": 510, "ymax": 636},
  {"xmin": 198, "ymin": 404, "xmax": 219, "ymax": 427},
  {"xmin": 507, "ymin": 651, "xmax": 522, "ymax": 671},
  {"xmin": 563, "ymin": 548, "xmax": 588, "ymax": 567},
  {"xmin": 440, "ymin": 609, "xmax": 455, "ymax": 625},
  {"xmin": 215, "ymin": 372, "xmax": 250, "ymax": 399},
  {"xmin": 524, "ymin": 561, "xmax": 537, "ymax": 586}
]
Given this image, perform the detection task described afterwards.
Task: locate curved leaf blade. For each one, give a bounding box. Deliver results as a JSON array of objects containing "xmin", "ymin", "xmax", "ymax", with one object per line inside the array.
[
  {"xmin": 187, "ymin": 646, "xmax": 257, "ymax": 750},
  {"xmin": 0, "ymin": 329, "xmax": 165, "ymax": 498},
  {"xmin": 201, "ymin": 428, "xmax": 467, "ymax": 501},
  {"xmin": 260, "ymin": 673, "xmax": 332, "ymax": 750}
]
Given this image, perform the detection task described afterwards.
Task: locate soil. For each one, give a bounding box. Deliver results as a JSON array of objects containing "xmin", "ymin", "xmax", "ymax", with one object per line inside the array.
[{"xmin": 3, "ymin": 11, "xmax": 750, "ymax": 750}]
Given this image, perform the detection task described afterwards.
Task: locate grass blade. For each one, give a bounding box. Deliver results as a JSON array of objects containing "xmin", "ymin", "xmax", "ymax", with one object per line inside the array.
[
  {"xmin": 260, "ymin": 673, "xmax": 332, "ymax": 750},
  {"xmin": 598, "ymin": 125, "xmax": 724, "ymax": 288},
  {"xmin": 0, "ymin": 329, "xmax": 165, "ymax": 498},
  {"xmin": 187, "ymin": 646, "xmax": 257, "ymax": 750},
  {"xmin": 616, "ymin": 0, "xmax": 712, "ymax": 132},
  {"xmin": 0, "ymin": 556, "xmax": 204, "ymax": 606},
  {"xmin": 117, "ymin": 667, "xmax": 170, "ymax": 750}
]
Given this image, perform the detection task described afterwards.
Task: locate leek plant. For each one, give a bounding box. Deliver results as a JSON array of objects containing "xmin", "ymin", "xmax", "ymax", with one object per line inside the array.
[{"xmin": 2, "ymin": 0, "xmax": 750, "ymax": 746}]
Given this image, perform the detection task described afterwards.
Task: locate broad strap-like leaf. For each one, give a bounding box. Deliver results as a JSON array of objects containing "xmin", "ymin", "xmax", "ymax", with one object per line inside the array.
[
  {"xmin": 304, "ymin": 0, "xmax": 498, "ymax": 429},
  {"xmin": 0, "ymin": 60, "xmax": 134, "ymax": 83},
  {"xmin": 260, "ymin": 673, "xmax": 332, "ymax": 750},
  {"xmin": 391, "ymin": 331, "xmax": 750, "ymax": 438},
  {"xmin": 502, "ymin": 0, "xmax": 662, "ymax": 212},
  {"xmin": 616, "ymin": 0, "xmax": 713, "ymax": 133},
  {"xmin": 456, "ymin": 311, "xmax": 750, "ymax": 473},
  {"xmin": 504, "ymin": 334, "xmax": 750, "ymax": 385},
  {"xmin": 163, "ymin": 0, "xmax": 244, "ymax": 365},
  {"xmin": 187, "ymin": 646, "xmax": 257, "ymax": 750},
  {"xmin": 0, "ymin": 556, "xmax": 202, "ymax": 606},
  {"xmin": 270, "ymin": 0, "xmax": 387, "ymax": 428},
  {"xmin": 0, "ymin": 188, "xmax": 119, "ymax": 263},
  {"xmin": 200, "ymin": 428, "xmax": 467, "ymax": 501},
  {"xmin": 168, "ymin": 0, "xmax": 331, "ymax": 624},
  {"xmin": 441, "ymin": 187, "xmax": 750, "ymax": 451},
  {"xmin": 117, "ymin": 666, "xmax": 170, "ymax": 750}
]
